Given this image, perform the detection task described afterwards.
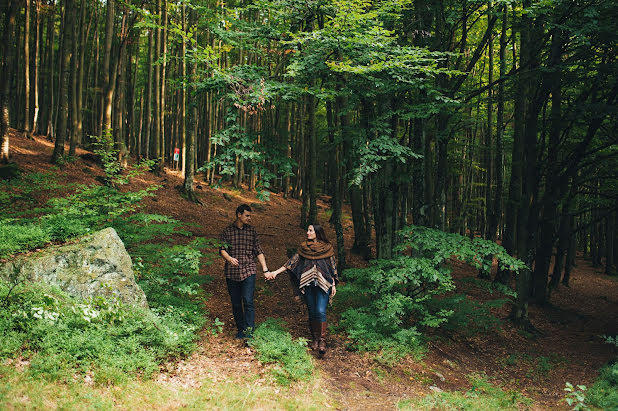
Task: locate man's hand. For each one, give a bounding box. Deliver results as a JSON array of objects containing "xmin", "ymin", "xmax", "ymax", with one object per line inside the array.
[
  {"xmin": 227, "ymin": 257, "xmax": 239, "ymax": 266},
  {"xmin": 265, "ymin": 272, "xmax": 276, "ymax": 280}
]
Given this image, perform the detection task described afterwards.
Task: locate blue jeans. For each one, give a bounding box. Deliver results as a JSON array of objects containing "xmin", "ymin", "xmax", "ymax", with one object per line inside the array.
[
  {"xmin": 304, "ymin": 285, "xmax": 330, "ymax": 322},
  {"xmin": 226, "ymin": 274, "xmax": 256, "ymax": 337}
]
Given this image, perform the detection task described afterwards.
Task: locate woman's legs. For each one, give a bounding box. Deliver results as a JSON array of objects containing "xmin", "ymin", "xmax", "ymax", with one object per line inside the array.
[{"xmin": 303, "ymin": 285, "xmax": 330, "ymax": 354}]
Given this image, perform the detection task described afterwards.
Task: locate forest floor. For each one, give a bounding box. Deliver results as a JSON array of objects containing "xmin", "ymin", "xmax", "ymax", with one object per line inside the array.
[{"xmin": 6, "ymin": 130, "xmax": 618, "ymax": 410}]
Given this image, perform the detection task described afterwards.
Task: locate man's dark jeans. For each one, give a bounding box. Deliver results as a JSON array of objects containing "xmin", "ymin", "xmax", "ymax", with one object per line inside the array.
[{"xmin": 226, "ymin": 274, "xmax": 256, "ymax": 338}]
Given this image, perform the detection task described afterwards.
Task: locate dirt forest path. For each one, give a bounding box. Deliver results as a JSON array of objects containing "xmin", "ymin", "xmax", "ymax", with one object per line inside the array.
[
  {"xmin": 141, "ymin": 170, "xmax": 419, "ymax": 409},
  {"xmin": 10, "ymin": 132, "xmax": 618, "ymax": 410}
]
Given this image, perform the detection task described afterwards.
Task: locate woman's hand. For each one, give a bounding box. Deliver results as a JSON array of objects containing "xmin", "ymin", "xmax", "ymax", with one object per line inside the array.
[{"xmin": 331, "ymin": 285, "xmax": 336, "ymax": 298}]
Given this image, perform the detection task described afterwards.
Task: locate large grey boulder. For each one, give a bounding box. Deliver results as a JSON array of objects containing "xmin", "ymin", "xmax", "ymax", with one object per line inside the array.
[{"xmin": 0, "ymin": 227, "xmax": 148, "ymax": 307}]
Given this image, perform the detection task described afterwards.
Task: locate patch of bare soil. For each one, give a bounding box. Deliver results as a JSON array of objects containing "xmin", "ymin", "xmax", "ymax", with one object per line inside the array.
[{"xmin": 7, "ymin": 130, "xmax": 617, "ymax": 409}]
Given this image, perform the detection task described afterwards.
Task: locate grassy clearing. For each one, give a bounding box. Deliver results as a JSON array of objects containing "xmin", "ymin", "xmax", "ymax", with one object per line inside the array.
[{"xmin": 0, "ymin": 364, "xmax": 333, "ymax": 410}]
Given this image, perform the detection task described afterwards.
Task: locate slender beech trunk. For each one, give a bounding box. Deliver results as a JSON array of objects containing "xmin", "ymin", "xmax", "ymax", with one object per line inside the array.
[
  {"xmin": 152, "ymin": 0, "xmax": 161, "ymax": 169},
  {"xmin": 32, "ymin": 0, "xmax": 41, "ymax": 135},
  {"xmin": 160, "ymin": 0, "xmax": 167, "ymax": 168},
  {"xmin": 45, "ymin": 1, "xmax": 55, "ymax": 139},
  {"xmin": 307, "ymin": 91, "xmax": 317, "ymax": 225},
  {"xmin": 179, "ymin": 2, "xmax": 186, "ymax": 176},
  {"xmin": 497, "ymin": 5, "xmax": 520, "ymax": 286},
  {"xmin": 143, "ymin": 28, "xmax": 153, "ymax": 159},
  {"xmin": 1, "ymin": 1, "xmax": 19, "ymax": 163},
  {"xmin": 531, "ymin": 29, "xmax": 563, "ymax": 304},
  {"xmin": 68, "ymin": 1, "xmax": 79, "ymax": 156},
  {"xmin": 485, "ymin": 6, "xmax": 496, "ymax": 241},
  {"xmin": 492, "ymin": 4, "xmax": 507, "ymax": 264},
  {"xmin": 101, "ymin": 0, "xmax": 114, "ymax": 133},
  {"xmin": 75, "ymin": 0, "xmax": 86, "ymax": 147},
  {"xmin": 51, "ymin": 0, "xmax": 73, "ymax": 163},
  {"xmin": 24, "ymin": 0, "xmax": 32, "ymax": 136},
  {"xmin": 182, "ymin": 8, "xmax": 199, "ymax": 203}
]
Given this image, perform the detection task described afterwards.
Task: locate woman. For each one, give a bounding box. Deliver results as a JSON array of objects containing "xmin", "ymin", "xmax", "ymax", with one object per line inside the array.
[{"xmin": 266, "ymin": 224, "xmax": 337, "ymax": 356}]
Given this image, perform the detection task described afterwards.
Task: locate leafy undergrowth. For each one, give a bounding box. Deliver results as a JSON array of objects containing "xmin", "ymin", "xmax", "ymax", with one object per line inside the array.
[
  {"xmin": 588, "ymin": 336, "xmax": 618, "ymax": 410},
  {"xmin": 247, "ymin": 318, "xmax": 314, "ymax": 385},
  {"xmin": 399, "ymin": 374, "xmax": 533, "ymax": 410},
  {"xmin": 334, "ymin": 226, "xmax": 523, "ymax": 365},
  {"xmin": 0, "ymin": 135, "xmax": 218, "ymax": 385}
]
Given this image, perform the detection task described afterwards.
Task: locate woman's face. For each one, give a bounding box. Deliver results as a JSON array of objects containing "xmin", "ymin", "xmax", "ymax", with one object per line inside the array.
[{"xmin": 307, "ymin": 225, "xmax": 316, "ymax": 240}]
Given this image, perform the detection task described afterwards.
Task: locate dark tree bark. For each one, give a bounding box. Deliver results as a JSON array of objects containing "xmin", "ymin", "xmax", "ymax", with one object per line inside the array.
[
  {"xmin": 182, "ymin": 8, "xmax": 200, "ymax": 204},
  {"xmin": 23, "ymin": 0, "xmax": 31, "ymax": 136},
  {"xmin": 52, "ymin": 0, "xmax": 74, "ymax": 164},
  {"xmin": 1, "ymin": 1, "xmax": 19, "ymax": 163},
  {"xmin": 45, "ymin": 1, "xmax": 55, "ymax": 139}
]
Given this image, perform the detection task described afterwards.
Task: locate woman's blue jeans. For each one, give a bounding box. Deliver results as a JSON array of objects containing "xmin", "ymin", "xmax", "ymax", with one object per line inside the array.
[{"xmin": 303, "ymin": 284, "xmax": 330, "ymax": 322}]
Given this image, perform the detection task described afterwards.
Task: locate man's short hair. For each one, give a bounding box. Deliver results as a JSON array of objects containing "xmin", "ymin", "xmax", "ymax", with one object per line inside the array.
[{"xmin": 236, "ymin": 204, "xmax": 252, "ymax": 216}]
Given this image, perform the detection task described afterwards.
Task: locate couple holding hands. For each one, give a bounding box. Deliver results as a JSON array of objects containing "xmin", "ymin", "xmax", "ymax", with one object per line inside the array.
[{"xmin": 219, "ymin": 204, "xmax": 338, "ymax": 356}]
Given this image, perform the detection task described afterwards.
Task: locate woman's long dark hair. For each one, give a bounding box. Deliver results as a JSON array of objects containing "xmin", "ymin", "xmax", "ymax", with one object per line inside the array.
[{"xmin": 310, "ymin": 223, "xmax": 330, "ymax": 244}]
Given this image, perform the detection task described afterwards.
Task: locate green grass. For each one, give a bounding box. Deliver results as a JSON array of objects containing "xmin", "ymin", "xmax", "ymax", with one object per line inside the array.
[
  {"xmin": 0, "ymin": 364, "xmax": 332, "ymax": 410},
  {"xmin": 398, "ymin": 374, "xmax": 532, "ymax": 411},
  {"xmin": 247, "ymin": 318, "xmax": 315, "ymax": 385}
]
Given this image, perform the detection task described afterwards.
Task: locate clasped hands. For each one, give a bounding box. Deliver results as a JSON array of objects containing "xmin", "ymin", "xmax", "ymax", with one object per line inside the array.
[{"xmin": 264, "ymin": 270, "xmax": 277, "ymax": 281}]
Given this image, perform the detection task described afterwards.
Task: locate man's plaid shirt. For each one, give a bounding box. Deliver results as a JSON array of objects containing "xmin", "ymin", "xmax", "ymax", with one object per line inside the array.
[{"xmin": 219, "ymin": 223, "xmax": 265, "ymax": 281}]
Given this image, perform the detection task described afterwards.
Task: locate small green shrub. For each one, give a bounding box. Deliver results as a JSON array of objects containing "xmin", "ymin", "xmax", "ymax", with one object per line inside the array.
[
  {"xmin": 402, "ymin": 374, "xmax": 532, "ymax": 410},
  {"xmin": 337, "ymin": 225, "xmax": 524, "ymax": 364},
  {"xmin": 564, "ymin": 382, "xmax": 590, "ymax": 410},
  {"xmin": 588, "ymin": 362, "xmax": 618, "ymax": 410},
  {"xmin": 425, "ymin": 294, "xmax": 508, "ymax": 336},
  {"xmin": 247, "ymin": 318, "xmax": 314, "ymax": 385}
]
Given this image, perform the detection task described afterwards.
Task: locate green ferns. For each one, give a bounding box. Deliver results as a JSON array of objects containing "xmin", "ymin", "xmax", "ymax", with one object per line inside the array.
[{"xmin": 337, "ymin": 225, "xmax": 525, "ymax": 364}]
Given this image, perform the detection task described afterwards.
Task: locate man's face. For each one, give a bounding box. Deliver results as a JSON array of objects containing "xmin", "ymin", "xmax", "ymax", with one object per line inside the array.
[{"xmin": 237, "ymin": 210, "xmax": 252, "ymax": 225}]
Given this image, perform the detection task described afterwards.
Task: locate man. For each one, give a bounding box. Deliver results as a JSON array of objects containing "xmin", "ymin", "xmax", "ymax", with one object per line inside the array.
[{"xmin": 220, "ymin": 204, "xmax": 269, "ymax": 339}]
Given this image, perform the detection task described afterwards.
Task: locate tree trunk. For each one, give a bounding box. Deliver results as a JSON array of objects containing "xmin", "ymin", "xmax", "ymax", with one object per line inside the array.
[
  {"xmin": 24, "ymin": 0, "xmax": 31, "ymax": 136},
  {"xmin": 152, "ymin": 0, "xmax": 161, "ymax": 170},
  {"xmin": 32, "ymin": 0, "xmax": 41, "ymax": 136},
  {"xmin": 52, "ymin": 0, "xmax": 73, "ymax": 164},
  {"xmin": 1, "ymin": 1, "xmax": 19, "ymax": 163},
  {"xmin": 182, "ymin": 8, "xmax": 199, "ymax": 203},
  {"xmin": 307, "ymin": 91, "xmax": 318, "ymax": 225},
  {"xmin": 45, "ymin": 2, "xmax": 55, "ymax": 139},
  {"xmin": 485, "ymin": 7, "xmax": 496, "ymax": 241},
  {"xmin": 143, "ymin": 28, "xmax": 153, "ymax": 159},
  {"xmin": 180, "ymin": 2, "xmax": 186, "ymax": 176},
  {"xmin": 68, "ymin": 0, "xmax": 79, "ymax": 156},
  {"xmin": 101, "ymin": 0, "xmax": 114, "ymax": 133},
  {"xmin": 75, "ymin": 0, "xmax": 86, "ymax": 147},
  {"xmin": 492, "ymin": 4, "xmax": 507, "ymax": 249},
  {"xmin": 159, "ymin": 0, "xmax": 167, "ymax": 169}
]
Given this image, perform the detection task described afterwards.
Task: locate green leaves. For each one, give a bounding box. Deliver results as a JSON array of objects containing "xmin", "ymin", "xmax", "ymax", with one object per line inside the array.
[{"xmin": 338, "ymin": 224, "xmax": 524, "ymax": 363}]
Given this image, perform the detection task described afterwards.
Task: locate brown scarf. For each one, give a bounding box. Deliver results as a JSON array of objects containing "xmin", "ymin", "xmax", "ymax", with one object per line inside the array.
[{"xmin": 298, "ymin": 239, "xmax": 334, "ymax": 260}]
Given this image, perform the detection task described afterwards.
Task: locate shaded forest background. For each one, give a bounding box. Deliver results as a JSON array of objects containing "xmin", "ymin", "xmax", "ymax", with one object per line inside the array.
[{"xmin": 1, "ymin": 0, "xmax": 617, "ymax": 327}]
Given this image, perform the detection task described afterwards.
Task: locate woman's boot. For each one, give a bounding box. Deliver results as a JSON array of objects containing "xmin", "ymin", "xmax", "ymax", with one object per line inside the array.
[
  {"xmin": 318, "ymin": 322, "xmax": 327, "ymax": 356},
  {"xmin": 309, "ymin": 321, "xmax": 320, "ymax": 351}
]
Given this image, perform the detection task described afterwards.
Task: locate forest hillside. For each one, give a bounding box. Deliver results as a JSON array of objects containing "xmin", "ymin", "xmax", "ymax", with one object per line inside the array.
[{"xmin": 0, "ymin": 130, "xmax": 616, "ymax": 410}]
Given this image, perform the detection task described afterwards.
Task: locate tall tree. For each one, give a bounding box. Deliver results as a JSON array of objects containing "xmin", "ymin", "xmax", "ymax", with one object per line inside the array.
[{"xmin": 1, "ymin": 1, "xmax": 19, "ymax": 163}]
